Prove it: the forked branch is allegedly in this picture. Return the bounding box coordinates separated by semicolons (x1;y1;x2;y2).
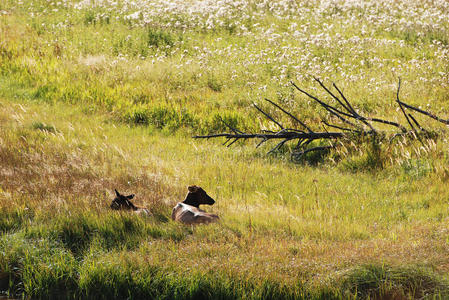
194;79;446;160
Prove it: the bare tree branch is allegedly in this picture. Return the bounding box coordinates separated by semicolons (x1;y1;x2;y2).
194;131;345;140
322;121;360;133
253;103;284;130
396;78;416;132
290;81;360;129
398;101;449;125
220;116;244;134
408;114;424;131
194;78;445;161
264;98;312;132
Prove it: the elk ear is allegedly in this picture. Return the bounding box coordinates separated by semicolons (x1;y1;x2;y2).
188;185;198;193
115;189;121;197
127;194;135;199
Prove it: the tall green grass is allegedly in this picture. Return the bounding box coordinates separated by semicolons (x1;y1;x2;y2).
1;89;449;299
1;0;449;298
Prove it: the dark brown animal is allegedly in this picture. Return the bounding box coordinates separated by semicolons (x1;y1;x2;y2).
171;186;219;225
110;189;150;215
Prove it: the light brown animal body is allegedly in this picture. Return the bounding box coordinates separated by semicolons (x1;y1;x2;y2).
171;186;219;225
171;202;219;224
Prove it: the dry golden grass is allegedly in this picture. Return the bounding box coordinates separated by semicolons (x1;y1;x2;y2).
1;97;448;298
1;1;449;296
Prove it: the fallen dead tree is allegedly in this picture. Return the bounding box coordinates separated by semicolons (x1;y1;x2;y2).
194;78;449;161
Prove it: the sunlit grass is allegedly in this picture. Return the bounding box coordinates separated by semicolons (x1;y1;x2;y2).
1;0;449;298
1;89;449;298
1;0;448;133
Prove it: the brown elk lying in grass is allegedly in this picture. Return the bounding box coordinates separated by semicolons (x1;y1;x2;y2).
110;189;150;215
172;185;219;225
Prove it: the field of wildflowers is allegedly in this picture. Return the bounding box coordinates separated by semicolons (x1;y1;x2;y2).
1;0;449;298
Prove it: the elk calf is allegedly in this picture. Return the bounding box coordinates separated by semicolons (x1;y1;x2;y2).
172;186;219;225
110;189;150;215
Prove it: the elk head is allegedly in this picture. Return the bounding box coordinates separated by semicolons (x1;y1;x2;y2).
182;185;215;208
110;189;137;210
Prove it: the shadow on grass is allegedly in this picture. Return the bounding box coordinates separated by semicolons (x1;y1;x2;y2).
78;268;328;300
52;212;187;256
0;207;35;234
2;232;448;300
341;264;449;299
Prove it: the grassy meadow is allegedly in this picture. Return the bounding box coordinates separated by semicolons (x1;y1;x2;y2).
1;0;449;298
